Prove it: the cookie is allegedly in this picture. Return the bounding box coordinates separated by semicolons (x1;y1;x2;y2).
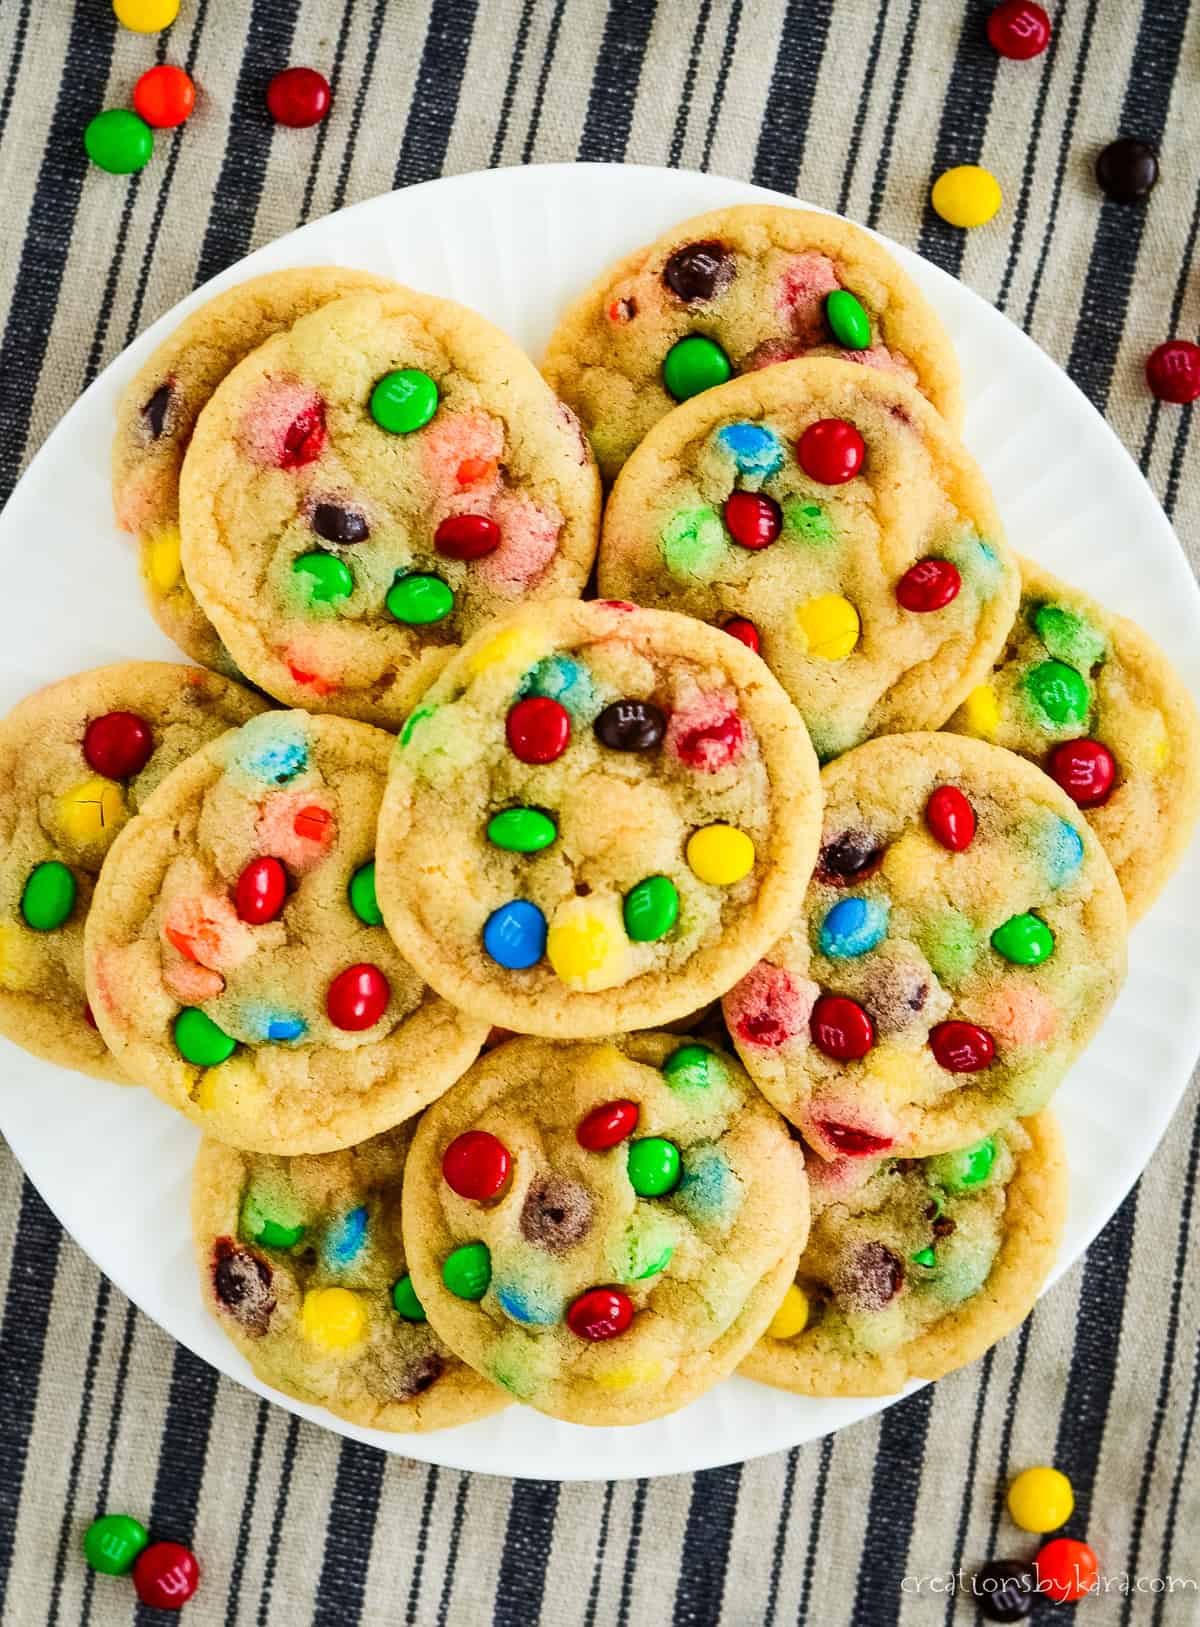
85;710;488;1150
542;204;963;481
178;286;601;726
376;598;822;1038
598;358;1020;762
112;267;395;673
945;557;1200;922
401;1032;808;1425
723;732;1126;1158
741;1112;1066;1396
193;1122;507;1430
0;662;267;1080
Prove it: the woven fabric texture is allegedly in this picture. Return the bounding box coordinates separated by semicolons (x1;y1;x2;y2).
1;1;1198;1623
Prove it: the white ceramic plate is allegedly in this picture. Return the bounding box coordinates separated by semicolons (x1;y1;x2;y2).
2;164;1198;1482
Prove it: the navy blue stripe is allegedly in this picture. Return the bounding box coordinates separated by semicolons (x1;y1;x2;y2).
851;1387;934;1627
981;1316;1034;1578
194;1;302;287
994;3;1062;313
493;1479;561;1627
405;1465;439;1626
0;0;33;146
393;0;480;189
0;1180;63;1622
81;1299;138;1627
521;0;567;164
699;0;741;173
1138;179;1200;479
577;0;657;163
941;1350;995;1627
836;0;892;217
298;0;358;226
865;0;921;230
916;1;1000;276
436;1474;470;1627
582;1481;616;1627
797;1433;834;1621
46;1277;112;1627
312;1440;387;1627
762;1447;798;1627
132;1346;220;1627
672;1464;742;1626
490;0;536;167
615;1479;649;1627
333;0;389;211
256;1413;300;1627
1064;0;1189;411
0;0;116;501
750;0;835;195
667;0;713;169
224;1400;270;1627
1152;1205;1200;1627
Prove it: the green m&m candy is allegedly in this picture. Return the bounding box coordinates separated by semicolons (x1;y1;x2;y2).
21;861;76;931
1033;603;1106;670
825;289;871;350
627;1137;681;1197
930;1136;996;1192
623;875;678;942
662;1043;722;1091
348;861;382;925
369;368;438;434
83;1512;148;1576
991;912;1054;966
293;551;353;604
633;1243;673;1279
662;335;731;401
174;1006;236;1066
910;1246;937;1269
391;1273;426;1321
1024;660;1089;727
443;1241;491;1300
487;807;558;853
84;109;153;174
241;1190;305;1250
386;573;454;625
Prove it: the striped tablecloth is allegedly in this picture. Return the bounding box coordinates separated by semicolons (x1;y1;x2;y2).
1;2;1198;1623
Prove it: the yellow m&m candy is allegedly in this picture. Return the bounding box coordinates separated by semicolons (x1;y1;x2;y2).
796;594;860;660
686;824;755;886
57;777;127;846
961;682;1000;738
1007;1465;1074;1533
546;898;628;991
144;525;182;595
595;1359;663;1392
931;165;1003;229
301;1287;367;1351
113;0;179;29
467;624;544;678
768;1284;809;1340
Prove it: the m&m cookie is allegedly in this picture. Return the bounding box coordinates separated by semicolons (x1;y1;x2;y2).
945;558;1200;921
542;204;963;480
401;1032;808;1424
85;711;487;1150
743;1112;1065;1396
376;599;821;1037
724;733;1126;1158
112;268;395;673
177;287;601;725
0;663;266;1079
598;359;1019;761
193;1123;506;1430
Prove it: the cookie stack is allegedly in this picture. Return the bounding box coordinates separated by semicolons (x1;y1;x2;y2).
4;204;1196;1433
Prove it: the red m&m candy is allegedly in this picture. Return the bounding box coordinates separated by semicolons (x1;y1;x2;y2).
987;1;1051;59
810;994;874;1061
814;1120;895;1156
797;419;865;484
567;1287;634;1341
266;66;331;128
1035;1537;1099;1603
327;964;389;1030
1146;339;1200;404
1049;738;1115;806
576;1099;639;1150
435;514;501;560
506;697;570;764
926;785;976;851
132;1541;199;1610
896;557;961;612
724;491;781;549
83;711;153;779
723;618;761;654
235;856;287;925
133;63;196;127
930;1021;995;1072
442;1131;511;1200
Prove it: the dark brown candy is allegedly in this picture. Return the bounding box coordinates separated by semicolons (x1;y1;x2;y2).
594;699;666;752
311;501;369;544
973;1559;1035;1622
142;381;173;439
1095;138;1158;203
519;1173;594;1254
932;1216;957;1238
212;1239;274;1337
662;240;735;303
862;957;929;1036
816;829;884;885
395;1354;444;1399
833;1240;904;1313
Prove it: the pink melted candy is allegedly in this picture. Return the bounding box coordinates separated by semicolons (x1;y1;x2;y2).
255;791;337;871
285;648;340;697
743;337;805;372
421;409;504;495
978;986;1058;1047
555;400;591;466
726;963;817;1049
164;960;226;1003
665;691;744;772
807;1154;884;1202
804;1100;899;1160
162;893;256;972
777;253;840;344
239;380;326;469
476;492;561;594
839;343;919;386
114;473;158;534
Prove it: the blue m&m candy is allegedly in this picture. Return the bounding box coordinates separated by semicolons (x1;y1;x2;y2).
483;900;547;968
819;896;889;958
716;421;784;477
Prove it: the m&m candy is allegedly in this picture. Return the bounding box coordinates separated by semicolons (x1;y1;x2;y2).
392;1274;425;1320
662;335;731;401
991;912;1054;966
623;875;678;942
348;861;382;925
83;1512;148;1576
627;1136;681;1196
796;594;860;660
723;617;760;654
84;110;153;175
895;557;961;612
576;1099;639;1150
482;900;547;968
825;289;870;350
767;1283;809;1339
930;1021;995;1072
442;1131;511;1201
931;165;1003;228
84;711;153;779
930;1136;996;1190
1007;1463;1074;1532
235;856;287;925
435;513;500;559
175;1007;236;1066
925;785;976;851
442;1241;491;1299
567;1287;634;1340
1096;137;1159;203
266;66;331;128
797;419;864;483
326;964;389;1030
986;1;1050;58
1145;339;1200;404
507;696;571;763
1035;1537;1099;1603
294;552;353;605
1049;738;1115;806
972;1559;1035;1622
301;1286;366;1349
594;698;665;752
487;807;557;853
21;861;76;931
386;573;453;624
133;64;196;127
132;1541;200;1610
369;368;438;432
113;0;178;30
724;491;781;549
686;824;755;885
810;994;874;1060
